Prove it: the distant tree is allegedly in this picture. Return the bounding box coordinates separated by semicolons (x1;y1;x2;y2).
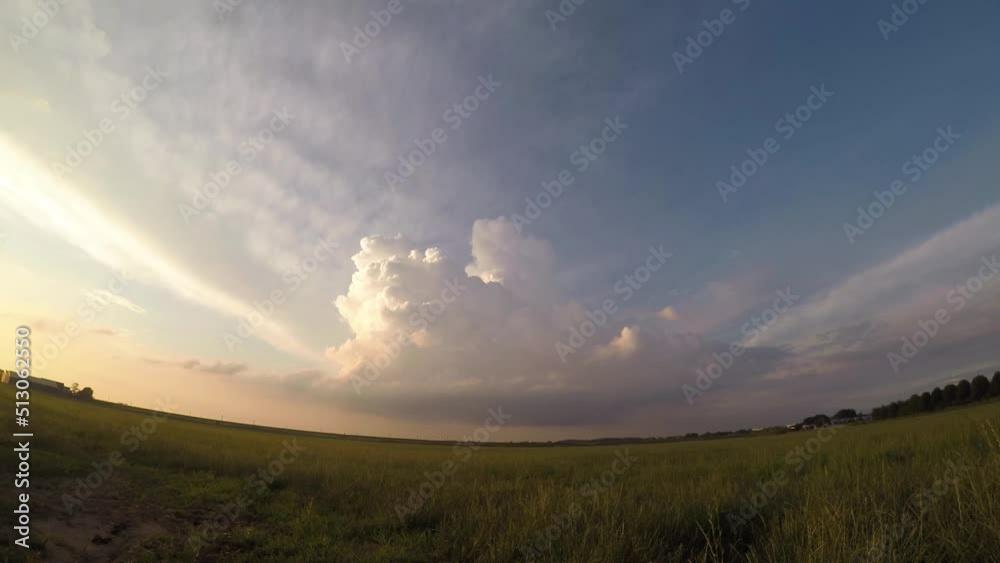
78;387;94;400
888;402;900;418
802;414;832;427
920;392;932;412
930;387;944;410
992;372;1000;398
833;409;858;420
944;384;958;406
903;394;922;416
70;382;80;394
971;375;991;401
957;379;972;403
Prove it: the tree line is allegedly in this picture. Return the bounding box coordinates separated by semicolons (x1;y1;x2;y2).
69;382;95;400
872;372;1000;420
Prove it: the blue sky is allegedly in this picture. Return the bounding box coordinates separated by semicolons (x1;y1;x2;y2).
1;0;999;439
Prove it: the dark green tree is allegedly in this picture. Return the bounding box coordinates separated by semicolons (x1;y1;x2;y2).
930;387;944;410
944;384;958;406
833;408;858;420
991;372;1000;397
957;379;972;403
802;414;832;427
920;392;932;412
971;375;991;401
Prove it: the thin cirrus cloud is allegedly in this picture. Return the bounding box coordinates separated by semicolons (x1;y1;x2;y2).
141;357;249;376
0;137;319;363
81;289;147;314
757;203;1000;352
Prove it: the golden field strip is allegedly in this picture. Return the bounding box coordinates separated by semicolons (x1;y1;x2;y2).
1;386;999;562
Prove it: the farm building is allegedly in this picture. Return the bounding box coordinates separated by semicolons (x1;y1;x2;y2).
2;371;69;393
33;377;69;392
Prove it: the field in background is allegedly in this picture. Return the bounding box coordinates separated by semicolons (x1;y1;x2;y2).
1;386;999;563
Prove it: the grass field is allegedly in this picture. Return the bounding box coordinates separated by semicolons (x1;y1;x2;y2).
2;386;999;563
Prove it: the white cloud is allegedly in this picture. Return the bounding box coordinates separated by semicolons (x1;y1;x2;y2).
465;217;557;304
320;221;787;426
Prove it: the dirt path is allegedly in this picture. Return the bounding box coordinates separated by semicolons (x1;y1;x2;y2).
27;475;184;562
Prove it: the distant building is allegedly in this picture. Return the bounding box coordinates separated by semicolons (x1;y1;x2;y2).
0;369;27;385
831;414;872;425
3;371;68;393
33;377;68;393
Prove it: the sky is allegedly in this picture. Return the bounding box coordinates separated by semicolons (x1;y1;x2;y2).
1;0;999;441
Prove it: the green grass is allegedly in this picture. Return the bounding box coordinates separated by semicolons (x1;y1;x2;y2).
1;386;999;562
